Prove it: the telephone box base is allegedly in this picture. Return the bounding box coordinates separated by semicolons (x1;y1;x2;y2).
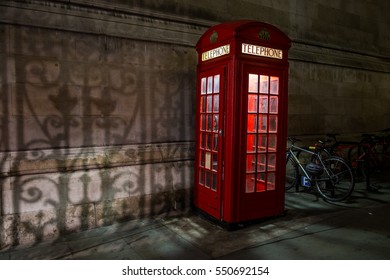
194;207;287;231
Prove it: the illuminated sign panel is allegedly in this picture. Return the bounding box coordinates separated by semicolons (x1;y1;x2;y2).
242;43;283;59
201;44;230;61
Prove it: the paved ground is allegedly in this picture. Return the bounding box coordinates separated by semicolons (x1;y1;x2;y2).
1;171;389;260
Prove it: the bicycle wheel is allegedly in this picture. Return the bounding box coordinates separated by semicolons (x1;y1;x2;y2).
285;152;299;191
314;157;354;202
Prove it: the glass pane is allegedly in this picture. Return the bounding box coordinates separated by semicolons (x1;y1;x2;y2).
212;115;218;132
256;173;266;192
213;94;219;112
207;96;212;112
205;171;211;187
206;134;212;150
200;152;205;167
258;115;267;133
199;169;205;185
246;155;256;172
212;173;217;190
246;174;255;193
212;134;218;151
248;94;258;113
257;154;266;172
259;95;268;113
270;76;279;94
258;134;267;152
205;152;211;169
206;115;212;131
213;75;220;93
212;153;218;170
268;134;277;152
247;134;257;153
200;96;206;112
268;153;276;171
201;114;206;131
267;172;276;190
201;78;207;94
247;114;257;133
200;133;205;148
270;96;278;113
260;75;269;93
269;115;278;133
248;74;258;93
207;76;213;94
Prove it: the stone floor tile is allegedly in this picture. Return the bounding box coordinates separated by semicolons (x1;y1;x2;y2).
124;226;210;260
67;239;142;260
9;242;71;260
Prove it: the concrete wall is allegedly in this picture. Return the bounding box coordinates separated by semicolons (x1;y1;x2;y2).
0;0;389;248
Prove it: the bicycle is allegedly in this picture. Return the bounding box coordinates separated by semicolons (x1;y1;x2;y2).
291;133;358;162
286;137;355;202
299;133;363;181
325;133;360;162
348;133;390;191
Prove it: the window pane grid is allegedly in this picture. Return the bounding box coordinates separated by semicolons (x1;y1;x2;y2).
245;73;279;193
198;74;220;192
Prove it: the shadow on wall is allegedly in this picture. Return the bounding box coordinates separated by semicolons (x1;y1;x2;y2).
0;26;196;248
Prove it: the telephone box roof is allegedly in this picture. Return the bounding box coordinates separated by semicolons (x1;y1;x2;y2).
196;20;291;52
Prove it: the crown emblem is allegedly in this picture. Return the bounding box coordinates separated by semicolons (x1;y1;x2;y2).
210;31;218;43
259;29;270;40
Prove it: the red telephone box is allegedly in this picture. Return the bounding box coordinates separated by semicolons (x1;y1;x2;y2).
194;20;291;225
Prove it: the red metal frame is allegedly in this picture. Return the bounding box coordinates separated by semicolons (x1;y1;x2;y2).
194;20;291;224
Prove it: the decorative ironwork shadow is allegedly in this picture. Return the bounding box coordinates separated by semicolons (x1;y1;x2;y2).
0;26;194;249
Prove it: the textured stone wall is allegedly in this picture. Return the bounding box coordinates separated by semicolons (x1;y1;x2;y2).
0;1;199;247
0;0;389;248
285;1;390;134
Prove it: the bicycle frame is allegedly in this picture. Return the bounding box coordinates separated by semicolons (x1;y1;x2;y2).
287;144;329;182
286;137;355;201
355;140;390;170
326;134;359;159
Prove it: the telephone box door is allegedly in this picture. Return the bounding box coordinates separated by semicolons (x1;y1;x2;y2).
194;67;225;219
242;66;285;220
